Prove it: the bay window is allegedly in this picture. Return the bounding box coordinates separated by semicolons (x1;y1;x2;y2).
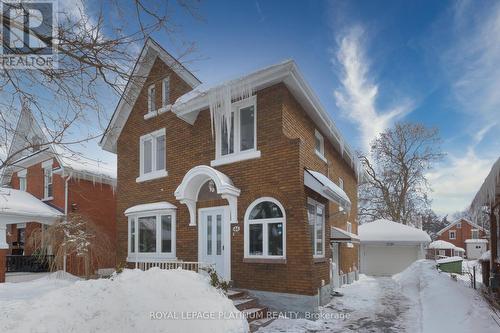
212;95;260;166
307;198;325;257
137;128;167;182
244;197;286;259
127;210;176;260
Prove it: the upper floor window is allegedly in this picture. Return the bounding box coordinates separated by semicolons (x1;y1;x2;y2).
137;128;167;182
338;177;344;211
18;169;27;191
42;161;53;200
212;96;260;167
456;222;461;228
314;129;326;161
244;197;285;259
162;77;170;106
346;221;352;234
449;230;456;240
471;229;479;239
307;198;325;257
147;84;156;113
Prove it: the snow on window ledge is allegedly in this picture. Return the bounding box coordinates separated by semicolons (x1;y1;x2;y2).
144;105;172;120
41;196;54;202
210;150;261;167
136;170;168;183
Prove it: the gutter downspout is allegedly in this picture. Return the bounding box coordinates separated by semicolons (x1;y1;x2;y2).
63;171;73;272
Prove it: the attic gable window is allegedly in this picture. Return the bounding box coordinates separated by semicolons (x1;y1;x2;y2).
147;84;156;113
211;95;260;167
137;128;167;182
162;77;170;106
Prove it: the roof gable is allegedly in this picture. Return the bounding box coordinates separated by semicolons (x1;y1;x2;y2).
436;218;486;236
99;38;201;152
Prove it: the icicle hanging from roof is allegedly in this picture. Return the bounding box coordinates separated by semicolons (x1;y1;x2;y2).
207;80;254;143
470;157;500;218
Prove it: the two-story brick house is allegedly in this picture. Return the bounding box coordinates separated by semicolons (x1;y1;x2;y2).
0;107;117;277
436;218;488;259
100;39;362;312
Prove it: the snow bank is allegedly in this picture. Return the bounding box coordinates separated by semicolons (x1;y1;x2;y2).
0;268;248;333
359;219;431;243
393;260;498;333
479;250;491;262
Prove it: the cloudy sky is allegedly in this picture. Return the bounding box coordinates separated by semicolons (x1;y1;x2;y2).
162;0;499;216
7;0;499;217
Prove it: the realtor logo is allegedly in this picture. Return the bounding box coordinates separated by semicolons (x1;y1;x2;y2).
0;0;57;69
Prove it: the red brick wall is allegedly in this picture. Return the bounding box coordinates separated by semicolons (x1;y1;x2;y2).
0;249;6;283
437;219;488;253
115;57;359;295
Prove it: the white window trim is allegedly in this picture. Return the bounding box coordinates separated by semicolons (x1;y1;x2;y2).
456;222;461;228
126;209;177;261
42;161;53;200
471;229;479;239
308;197;325;258
18;169;27;192
18;169;27;177
162;77;170;107
314;129;326;163
211;95;261;167
449;230;456;240
244;197;286;260
147;84;156;113
137;128;167;183
346;221;352;234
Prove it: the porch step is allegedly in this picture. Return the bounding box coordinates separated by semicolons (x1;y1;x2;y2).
227;289;275;332
249;317;275;332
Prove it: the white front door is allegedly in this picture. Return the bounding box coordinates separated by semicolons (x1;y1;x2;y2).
199;207;230;280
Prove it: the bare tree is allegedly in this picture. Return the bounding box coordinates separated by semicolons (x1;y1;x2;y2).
359;122;444;225
0;0;201;170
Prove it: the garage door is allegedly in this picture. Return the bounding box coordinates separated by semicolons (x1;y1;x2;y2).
361;245;419;276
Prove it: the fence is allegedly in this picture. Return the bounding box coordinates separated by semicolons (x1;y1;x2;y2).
6;255;54;273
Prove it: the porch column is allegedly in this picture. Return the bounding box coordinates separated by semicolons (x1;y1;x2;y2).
0;224;8;283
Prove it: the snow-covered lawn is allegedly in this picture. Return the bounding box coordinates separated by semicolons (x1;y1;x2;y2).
0;268;248;333
260;260;500;333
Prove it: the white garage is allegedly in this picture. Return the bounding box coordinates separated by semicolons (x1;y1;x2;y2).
359;219;431;276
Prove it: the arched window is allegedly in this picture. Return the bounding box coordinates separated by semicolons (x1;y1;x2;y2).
244;197;285;259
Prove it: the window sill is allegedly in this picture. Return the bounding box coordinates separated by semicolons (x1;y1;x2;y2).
41;196;54;202
144;105;171;120
315;150;327;163
211;150;261;167
243;257;286;264
136;170;168;183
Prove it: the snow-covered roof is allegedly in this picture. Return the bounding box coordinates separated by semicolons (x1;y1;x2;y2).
359;219;431;244
331;226;359;243
471;157;500;215
0;187;63;225
464;239;488;244
436;218;486;236
304;169;351;212
479;250;491;262
436;256;463;264
454;247;465;252
124;202;177;215
100;39;364;179
428;240;457;250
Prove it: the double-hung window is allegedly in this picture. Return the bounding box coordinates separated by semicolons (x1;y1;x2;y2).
314;129;326;162
449;230;456;240
471;229;479;239
18;169;27;191
244;197;286;259
42;160;53;200
137;128;167;182
346;221;352;234
127;210;176;260
212;95;260;166
162;77;170;107
307;198;325;257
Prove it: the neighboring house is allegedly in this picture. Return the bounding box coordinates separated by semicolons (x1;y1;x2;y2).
359;219;431;276
471;157;500;290
436;218;488;259
100;39;362;312
427;240;464;258
0;107;117;277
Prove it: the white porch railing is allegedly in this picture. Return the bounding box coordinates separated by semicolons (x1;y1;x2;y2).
135;261;214;273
